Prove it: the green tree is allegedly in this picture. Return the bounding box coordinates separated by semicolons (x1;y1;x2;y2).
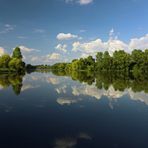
12;47;23;59
9;58;25;71
102;51;111;71
0;54;11;68
96;52;103;70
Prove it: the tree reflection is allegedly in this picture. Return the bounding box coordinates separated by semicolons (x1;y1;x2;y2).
52;70;148;93
0;74;24;95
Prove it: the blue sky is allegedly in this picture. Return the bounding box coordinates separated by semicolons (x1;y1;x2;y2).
0;0;148;64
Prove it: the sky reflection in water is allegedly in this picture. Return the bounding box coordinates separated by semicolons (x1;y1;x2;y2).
0;72;148;148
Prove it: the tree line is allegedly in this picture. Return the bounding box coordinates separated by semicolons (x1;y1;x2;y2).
1;47;148;78
51;49;148;77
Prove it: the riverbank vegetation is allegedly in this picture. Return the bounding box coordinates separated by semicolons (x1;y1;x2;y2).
0;47;25;73
51;49;148;78
1;47;148;79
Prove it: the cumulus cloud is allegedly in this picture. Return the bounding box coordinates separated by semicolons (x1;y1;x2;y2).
57;33;78;40
29;53;62;65
72;39;106;54
48;53;61;60
72;33;148;56
0;47;5;56
18;47;60;64
129;34;148;50
107;39;129;55
56;44;67;53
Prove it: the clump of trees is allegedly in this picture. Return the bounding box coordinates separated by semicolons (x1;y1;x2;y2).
0;47;25;73
51;49;148;77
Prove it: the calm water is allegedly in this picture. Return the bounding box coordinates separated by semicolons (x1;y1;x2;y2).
0;72;148;148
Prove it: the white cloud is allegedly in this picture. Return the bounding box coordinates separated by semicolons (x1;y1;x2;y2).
80;53;90;58
129;34;148;50
56;44;67;53
78;0;93;5
65;0;93;5
72;39;106;54
19;46;39;52
30;56;39;62
57;97;81;105
48;53;61;60
72;33;148;56
107;39;129;55
29;53;63;65
57;33;78;40
0;24;15;34
0;47;5;56
13;46;40;63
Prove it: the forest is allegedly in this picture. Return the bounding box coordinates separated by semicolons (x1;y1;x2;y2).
51;49;148;78
1;47;148;79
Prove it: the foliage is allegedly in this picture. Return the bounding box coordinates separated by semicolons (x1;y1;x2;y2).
50;49;148;76
0;47;25;73
12;47;23;59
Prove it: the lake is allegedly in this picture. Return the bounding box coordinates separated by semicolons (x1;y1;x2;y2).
0;72;148;148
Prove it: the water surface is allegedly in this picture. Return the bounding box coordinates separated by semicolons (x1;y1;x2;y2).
0;72;148;148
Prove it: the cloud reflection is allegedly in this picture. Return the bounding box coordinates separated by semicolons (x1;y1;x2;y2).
57;97;82;105
54;133;92;148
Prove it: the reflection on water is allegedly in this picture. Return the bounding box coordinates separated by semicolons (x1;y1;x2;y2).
1;71;148;105
0;74;24;95
54;133;92;148
0;72;148;147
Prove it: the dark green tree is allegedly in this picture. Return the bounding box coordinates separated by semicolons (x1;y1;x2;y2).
12;47;23;59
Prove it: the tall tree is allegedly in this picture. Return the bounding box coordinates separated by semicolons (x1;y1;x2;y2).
12;47;23;59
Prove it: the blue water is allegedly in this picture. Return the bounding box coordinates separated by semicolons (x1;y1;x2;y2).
0;72;148;148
